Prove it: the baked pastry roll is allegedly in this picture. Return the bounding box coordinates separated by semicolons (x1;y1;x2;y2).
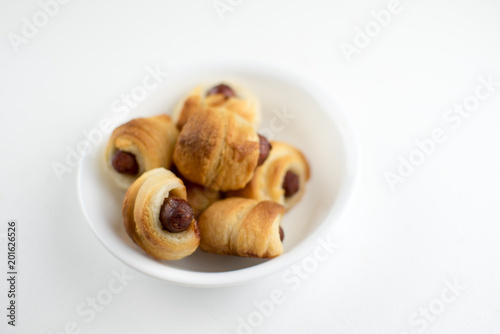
229;141;310;211
199;198;285;258
173;108;271;191
105;115;179;190
172;82;261;129
123;168;200;260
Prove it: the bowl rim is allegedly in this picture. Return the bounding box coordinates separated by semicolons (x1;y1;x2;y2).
76;60;360;288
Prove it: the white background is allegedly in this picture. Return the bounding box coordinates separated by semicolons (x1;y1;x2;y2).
1;0;500;333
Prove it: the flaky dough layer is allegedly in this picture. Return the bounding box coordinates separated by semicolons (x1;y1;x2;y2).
173;108;260;191
122;168;200;260
105;115;179;190
229;141;310;211
171;82;261;129
199;198;284;258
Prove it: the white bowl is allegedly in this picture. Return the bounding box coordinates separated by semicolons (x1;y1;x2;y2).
77;61;359;287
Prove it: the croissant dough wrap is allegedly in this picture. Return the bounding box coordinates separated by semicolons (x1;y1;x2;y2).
173;108;260;191
172;83;261;129
229;141;310;211
105;115;179;190
123;168;200;260
199;198;284;258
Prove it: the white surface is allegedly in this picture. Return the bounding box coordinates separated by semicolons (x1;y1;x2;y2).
77;62;358;287
1;0;499;333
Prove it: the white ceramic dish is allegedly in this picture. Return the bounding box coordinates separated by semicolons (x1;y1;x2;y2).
77;61;359;287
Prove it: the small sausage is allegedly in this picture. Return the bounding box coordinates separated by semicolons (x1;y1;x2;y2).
206;84;236;99
282;171;299;197
279;226;284;242
160;197;194;233
112;150;139;175
257;134;272;166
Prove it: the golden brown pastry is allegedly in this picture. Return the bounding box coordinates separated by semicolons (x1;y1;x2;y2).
105;115;179;190
171;82;261;129
123;168;200;260
199;198;284;258
184;181;221;219
229;141;310;211
173;108;271;191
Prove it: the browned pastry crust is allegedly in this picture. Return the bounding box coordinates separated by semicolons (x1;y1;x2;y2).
198;198;284;258
122;168;200;260
171;83;261;129
105;115;179;190
173;108;260;191
228;141;310;211
184;181;221;219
